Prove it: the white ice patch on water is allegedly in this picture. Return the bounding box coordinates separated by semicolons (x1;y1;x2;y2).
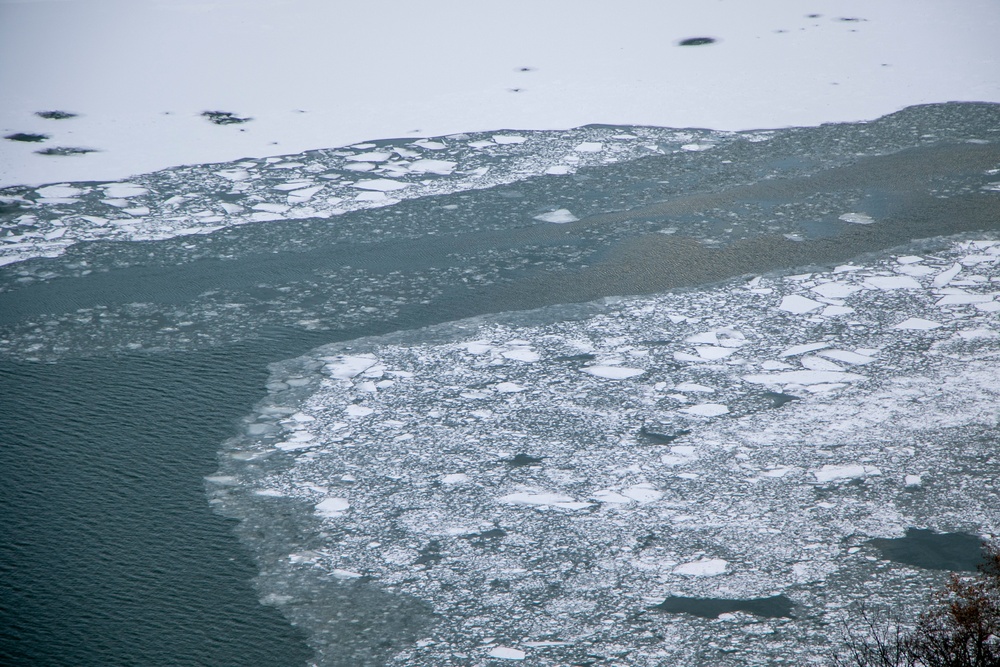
839;213;876;225
778;295;823;314
533;209;579;224
581;366;644;379
673;558;728;576
224;239;1000;666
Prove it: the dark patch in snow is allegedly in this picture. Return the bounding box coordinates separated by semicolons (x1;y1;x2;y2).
678;37;717;46
34;146;97;156
202;111;253;125
5;132;49;143
35;110;77;120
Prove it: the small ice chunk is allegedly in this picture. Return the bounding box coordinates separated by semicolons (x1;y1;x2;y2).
488;647;526;660
904;475;922;487
593;490;633;504
897;255;924;264
331;569;363;579
778;295;823;314
779;342;829;357
582;366;644;379
673;558;728;576
492;135;527;144
347;152;391;162
936;294;993;306
494;382;526;393
839;212;875;224
544;165;573;175
696;346;735;360
622;484;663;503
932;263;962;287
894;318;941;330
574;142;603;152
675;382;714;393
345;405;374;418
103;183;147;198
811;282;862;299
352;179;409;192
413;139;446;150
761;360;792;370
533;209;579;224
681;403;729;417
442;473;469;485
316;497;350;516
215;169;251;181
502;348;540;362
252;203;290;214
37;184;83;198
821;305;855;317
500;492;590;510
407;159;456;175
817;350;875;365
813;464;882;483
801;356;843;371
865;276;922;290
743;370;864;385
324;354;378;379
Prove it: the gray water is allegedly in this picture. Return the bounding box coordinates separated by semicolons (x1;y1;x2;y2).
1;102;998;666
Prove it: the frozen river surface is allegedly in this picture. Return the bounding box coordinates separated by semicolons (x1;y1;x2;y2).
2;103;999;666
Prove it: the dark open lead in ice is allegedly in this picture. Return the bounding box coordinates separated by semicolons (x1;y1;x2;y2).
869;528;988;572
654;595;795;619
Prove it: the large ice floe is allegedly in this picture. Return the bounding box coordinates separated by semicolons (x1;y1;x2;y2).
212;238;1000;666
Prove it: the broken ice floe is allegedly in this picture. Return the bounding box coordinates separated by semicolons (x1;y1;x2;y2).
4;124;734;267
216;238;1000;666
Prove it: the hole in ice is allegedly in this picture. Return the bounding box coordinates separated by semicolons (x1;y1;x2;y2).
413;540;444;566
462;527;507;547
202;110;252;125
639;426;690;444
763;391;800;408
869;528;987;572
5;132;49;142
653;595;795;619
678;37;716;46
507;453;545;467
35;110;77;119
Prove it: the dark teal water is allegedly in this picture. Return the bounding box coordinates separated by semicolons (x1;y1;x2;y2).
0;344;320;666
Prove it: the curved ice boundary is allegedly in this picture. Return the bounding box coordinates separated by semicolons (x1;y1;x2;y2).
0;125;733;267
4;102;1000;270
212;238;1000;666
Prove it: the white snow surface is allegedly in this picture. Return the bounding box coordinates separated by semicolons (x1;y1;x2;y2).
2;0;999;187
227;239;1000;666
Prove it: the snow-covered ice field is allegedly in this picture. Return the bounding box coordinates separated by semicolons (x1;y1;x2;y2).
2;0;999;188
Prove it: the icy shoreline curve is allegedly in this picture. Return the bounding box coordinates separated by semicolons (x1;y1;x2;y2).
212;236;1000;666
